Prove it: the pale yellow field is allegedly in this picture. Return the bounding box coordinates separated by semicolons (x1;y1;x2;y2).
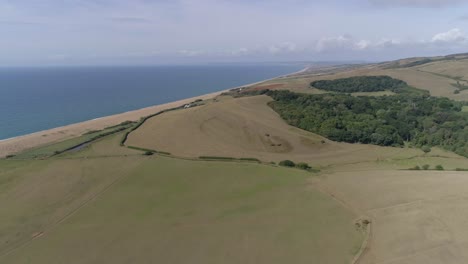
352;91;396;97
252;59;468;101
127;95;424;167
417;59;468;80
124;72;468;264
318;169;468;264
382;68;468;101
0;133;363;264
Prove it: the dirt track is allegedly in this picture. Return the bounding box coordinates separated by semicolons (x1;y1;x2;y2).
320;170;468;264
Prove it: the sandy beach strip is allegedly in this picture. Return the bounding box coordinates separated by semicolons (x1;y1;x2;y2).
0;67;309;158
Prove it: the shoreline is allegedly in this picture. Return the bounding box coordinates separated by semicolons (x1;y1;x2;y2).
0;90;226;158
0;66;308;158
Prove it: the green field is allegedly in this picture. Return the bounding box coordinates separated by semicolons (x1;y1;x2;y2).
11;123;134;159
0;134;363;264
351;90;396;96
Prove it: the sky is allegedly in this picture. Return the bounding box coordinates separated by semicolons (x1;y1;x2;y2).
2;0;468;66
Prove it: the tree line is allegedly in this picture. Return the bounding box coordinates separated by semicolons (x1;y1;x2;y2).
311;75;408;93
266;90;468;157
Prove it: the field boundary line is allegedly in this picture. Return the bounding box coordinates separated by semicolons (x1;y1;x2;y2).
0;158;144;259
366;199;424;214
374;241;458;264
310;179;372;264
351;220;372;264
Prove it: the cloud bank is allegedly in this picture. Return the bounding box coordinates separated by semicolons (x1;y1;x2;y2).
1;0;468;65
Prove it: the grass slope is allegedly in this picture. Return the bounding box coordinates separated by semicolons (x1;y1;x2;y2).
247;57;468;102
321;169;468;263
3;53;468;264
127;95;424;167
0;134;363;264
12;123;133;159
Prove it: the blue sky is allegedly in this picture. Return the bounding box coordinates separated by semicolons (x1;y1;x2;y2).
2;0;468;65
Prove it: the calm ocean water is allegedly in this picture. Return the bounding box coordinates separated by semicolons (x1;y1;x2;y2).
0;64;303;140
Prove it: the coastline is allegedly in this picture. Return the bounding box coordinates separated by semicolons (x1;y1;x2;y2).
0;66;308;158
0;90;225;158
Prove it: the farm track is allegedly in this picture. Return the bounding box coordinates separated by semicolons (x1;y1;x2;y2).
310;179;373;264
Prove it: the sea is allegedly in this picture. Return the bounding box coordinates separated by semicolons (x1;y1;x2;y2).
0;64;304;140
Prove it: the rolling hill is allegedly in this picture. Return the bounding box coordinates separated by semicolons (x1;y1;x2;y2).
2;53;468;264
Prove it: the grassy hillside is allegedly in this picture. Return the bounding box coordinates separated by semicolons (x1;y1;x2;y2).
11;122;135;159
126;94;468;170
245;55;468;102
0;134;363;264
3;53;468;264
321;169;468;264
126;95;431;167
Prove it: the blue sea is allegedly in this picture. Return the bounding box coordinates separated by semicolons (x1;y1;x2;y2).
0;64;303;140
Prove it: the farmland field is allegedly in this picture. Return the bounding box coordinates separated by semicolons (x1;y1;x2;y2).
126;95;425;167
0;134;363;264
320;169;468;263
2;54;468;264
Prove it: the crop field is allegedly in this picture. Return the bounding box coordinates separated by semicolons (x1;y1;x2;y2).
0;136;363;264
126;95;427;167
0;156;145;257
319;169;468;263
12;123;134;159
351;91;396;97
64;132;142;158
250;59;468;101
416;59;468;80
381;68;468;101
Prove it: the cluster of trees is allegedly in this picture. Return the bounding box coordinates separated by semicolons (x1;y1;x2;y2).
452;81;468;94
410;164;444;170
222;87;270;98
311;76;408;93
267;90;468;157
278;160;314;171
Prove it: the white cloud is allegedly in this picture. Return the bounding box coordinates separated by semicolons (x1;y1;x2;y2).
229;48;250;56
268;42;297;54
177;49;205;57
316;35;371;52
313;28;468;56
375;39;402;48
3;0;468;65
218;42;299;57
355;40;370;50
431;28;467;43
